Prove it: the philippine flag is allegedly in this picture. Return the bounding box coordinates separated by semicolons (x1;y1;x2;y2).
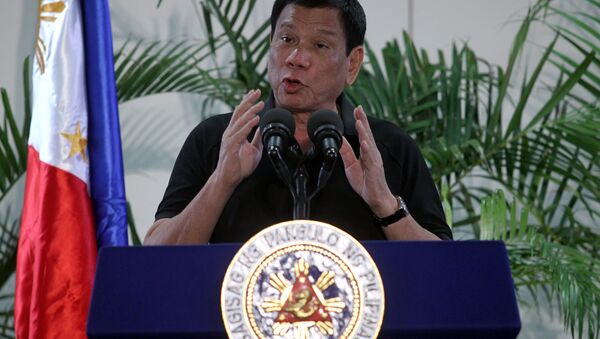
15;0;127;338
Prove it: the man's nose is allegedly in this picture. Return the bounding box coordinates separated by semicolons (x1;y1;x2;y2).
285;47;310;69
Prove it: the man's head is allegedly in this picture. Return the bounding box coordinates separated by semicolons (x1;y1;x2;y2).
268;0;366;114
270;0;366;55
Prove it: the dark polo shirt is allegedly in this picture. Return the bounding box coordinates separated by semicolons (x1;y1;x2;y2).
155;93;452;242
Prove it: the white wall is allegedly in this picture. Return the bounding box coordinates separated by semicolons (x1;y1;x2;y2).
0;1;37;114
0;1;575;337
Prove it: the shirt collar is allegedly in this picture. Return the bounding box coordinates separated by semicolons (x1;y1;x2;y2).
260;91;358;137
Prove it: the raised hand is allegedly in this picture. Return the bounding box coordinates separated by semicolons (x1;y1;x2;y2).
339;105;397;218
215;89;265;189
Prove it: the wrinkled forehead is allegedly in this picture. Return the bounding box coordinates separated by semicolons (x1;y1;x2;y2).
272;4;345;37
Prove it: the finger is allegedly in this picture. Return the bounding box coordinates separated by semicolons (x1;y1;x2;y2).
354;105;375;144
227;100;265;135
234;99;264;126
230;90;254;122
339;137;359;169
340;137;365;195
231;89;262;122
355;125;380;170
354;105;368;126
355;119;376;153
251;125;263;151
359;139;377;169
230;115;260;143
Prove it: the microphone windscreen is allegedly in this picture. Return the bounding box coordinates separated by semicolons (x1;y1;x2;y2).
307;109;343;143
259;108;295;134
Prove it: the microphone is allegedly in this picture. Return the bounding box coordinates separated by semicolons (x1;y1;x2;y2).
308;109;343;198
308;109;343;157
259;108;295;156
260;108;295;192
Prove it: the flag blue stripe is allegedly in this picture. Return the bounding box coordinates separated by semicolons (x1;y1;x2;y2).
81;0;128;247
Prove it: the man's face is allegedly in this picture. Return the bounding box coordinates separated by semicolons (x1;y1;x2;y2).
268;5;363;114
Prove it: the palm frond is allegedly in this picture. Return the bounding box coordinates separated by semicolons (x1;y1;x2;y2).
480;190;600;339
0;293;15;339
126;201;141;246
0;87;29;203
0;214;18;293
196;0;271;106
115;40;218;102
0;215;18;339
349;2;600;240
0;58;31;339
0;57;31;204
115;0;271;108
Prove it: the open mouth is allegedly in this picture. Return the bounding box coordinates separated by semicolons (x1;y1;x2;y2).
282;78;303;93
284;78;302;85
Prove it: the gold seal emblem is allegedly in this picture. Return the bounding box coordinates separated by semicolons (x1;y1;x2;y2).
221;220;385;338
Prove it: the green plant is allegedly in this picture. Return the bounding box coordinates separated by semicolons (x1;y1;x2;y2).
114;0;271;110
480;190;600;339
0;57;31;339
346;1;600;336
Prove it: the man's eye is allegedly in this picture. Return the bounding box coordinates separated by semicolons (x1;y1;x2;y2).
281;36;292;43
316;43;329;49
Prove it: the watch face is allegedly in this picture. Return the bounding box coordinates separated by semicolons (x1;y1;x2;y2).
397;196;408;214
221;220;385;339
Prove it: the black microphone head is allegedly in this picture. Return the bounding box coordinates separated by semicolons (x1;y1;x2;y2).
308;109;343;148
259;108;295;133
259;108;295;150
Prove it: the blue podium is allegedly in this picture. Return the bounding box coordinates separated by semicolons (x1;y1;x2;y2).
87;241;520;338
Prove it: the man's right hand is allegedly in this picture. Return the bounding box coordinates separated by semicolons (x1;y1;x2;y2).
144;89;265;245
215;89;265;189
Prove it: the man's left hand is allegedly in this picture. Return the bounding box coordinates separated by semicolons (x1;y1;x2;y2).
339;105;397;218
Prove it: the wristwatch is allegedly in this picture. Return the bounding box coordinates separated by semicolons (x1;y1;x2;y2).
373;195;409;228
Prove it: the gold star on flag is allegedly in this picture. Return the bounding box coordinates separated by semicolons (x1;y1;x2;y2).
60;122;88;161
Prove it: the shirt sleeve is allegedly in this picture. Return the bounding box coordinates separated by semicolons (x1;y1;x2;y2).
154;116;225;221
380;125;453;240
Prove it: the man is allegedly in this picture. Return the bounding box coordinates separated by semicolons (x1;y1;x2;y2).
144;0;452;245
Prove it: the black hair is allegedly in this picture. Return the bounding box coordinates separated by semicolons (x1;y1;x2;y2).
270;0;366;55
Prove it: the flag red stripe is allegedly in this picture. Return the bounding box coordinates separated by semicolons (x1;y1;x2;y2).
16;146;97;339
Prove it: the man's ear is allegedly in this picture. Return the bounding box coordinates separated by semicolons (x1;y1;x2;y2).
346;45;364;85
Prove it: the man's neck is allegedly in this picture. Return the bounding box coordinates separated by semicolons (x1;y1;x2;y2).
282;102;341;154
293;111;312;153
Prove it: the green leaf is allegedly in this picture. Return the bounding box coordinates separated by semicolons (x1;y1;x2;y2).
126;201;142;246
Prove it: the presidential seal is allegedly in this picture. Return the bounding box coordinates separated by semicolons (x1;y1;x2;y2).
221;220;385;339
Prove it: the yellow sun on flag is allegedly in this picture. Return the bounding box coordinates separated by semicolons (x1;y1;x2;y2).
61;122;88;161
35;0;66;74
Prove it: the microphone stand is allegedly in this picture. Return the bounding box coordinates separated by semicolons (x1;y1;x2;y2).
293;165;309;220
268;144;338;221
267;146;297;211
294;150;338;220
310;151;337;200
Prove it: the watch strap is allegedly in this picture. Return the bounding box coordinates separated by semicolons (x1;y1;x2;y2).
373;195;409;227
